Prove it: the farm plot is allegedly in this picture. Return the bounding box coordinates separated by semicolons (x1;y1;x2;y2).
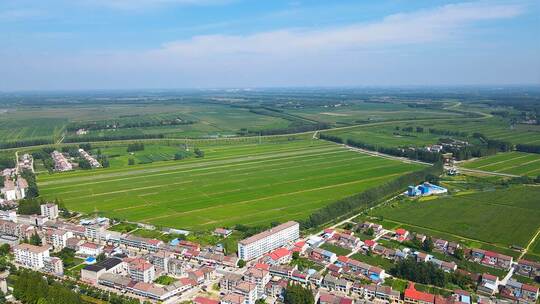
462;152;540;176
38;139;424;230
371;186;540;248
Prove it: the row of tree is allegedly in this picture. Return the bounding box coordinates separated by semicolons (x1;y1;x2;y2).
126;142;145;152
20;169;39;198
13;270;82;304
64;133;165;143
301;163;443;229
516;143;540;154
66;117;195;132
390;258;473;290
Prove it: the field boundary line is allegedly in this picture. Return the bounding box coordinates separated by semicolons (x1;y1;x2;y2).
140;173;405;222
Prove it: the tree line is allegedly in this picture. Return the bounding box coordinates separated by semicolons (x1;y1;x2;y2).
301;163;443;229
13;270;82;304
390;258;473;290
516;143;540;154
66;117;195;132
64;133;165;143
320;134;442;163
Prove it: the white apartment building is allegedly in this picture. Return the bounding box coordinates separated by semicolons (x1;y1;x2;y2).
237;221;299;261
44;228;73;250
40;203;59;220
43;257;64;276
14;244;50;269
244;267;271;296
126;257;155;283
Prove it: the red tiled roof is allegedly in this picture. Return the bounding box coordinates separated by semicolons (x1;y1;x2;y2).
405;282;435;304
364;240;375;247
337;255;349;263
80;242;99;249
522;283;539;292
254;263;270;270
395;228;407;235
267;247;291;260
482;273;498;281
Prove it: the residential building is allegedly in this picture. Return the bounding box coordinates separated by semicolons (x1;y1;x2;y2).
363;284;401;303
244;267;271;296
78;242;103;256
237;221;299;261
404;282;435;304
43;257;64;276
125;257;155;283
40;203;59;220
44;228;72;250
14;243;50;269
81;257;126;285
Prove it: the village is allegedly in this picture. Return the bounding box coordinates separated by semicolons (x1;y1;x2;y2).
0;195;537;304
0;151;537;304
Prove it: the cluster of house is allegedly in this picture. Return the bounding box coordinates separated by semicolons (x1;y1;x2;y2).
4;205;540;304
51;150;73;171
76;128;88;135
0;168;28;202
78;148;101;168
351;221;540;303
17;153;33;172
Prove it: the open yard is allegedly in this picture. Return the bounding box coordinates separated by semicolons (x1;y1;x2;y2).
461;152;540;177
37;138;424;230
371;186;540;249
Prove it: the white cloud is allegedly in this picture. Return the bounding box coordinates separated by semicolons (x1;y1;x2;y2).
153;1;524;57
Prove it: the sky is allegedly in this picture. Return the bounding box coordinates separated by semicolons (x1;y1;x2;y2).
0;0;539;90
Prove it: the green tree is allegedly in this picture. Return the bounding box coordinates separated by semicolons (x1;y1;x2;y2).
30;232;42;246
453;247;464;260
284;283;314;304
0;244;10;256
128;158;135;166
237;259;246;268
97;252;106;262
194;148;204;158
422;237;434;252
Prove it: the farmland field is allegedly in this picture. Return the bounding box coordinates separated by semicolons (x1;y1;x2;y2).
322;117;540;149
371;186;540;248
37;138;425;230
287;102;464;126
461;152;540;177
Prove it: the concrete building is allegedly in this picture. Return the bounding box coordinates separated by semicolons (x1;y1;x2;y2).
238;221;299;261
44;257;64;276
125;257;155;283
14;243;51;269
40;203;59;220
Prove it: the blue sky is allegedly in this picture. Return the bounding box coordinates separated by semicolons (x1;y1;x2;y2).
0;0;539;90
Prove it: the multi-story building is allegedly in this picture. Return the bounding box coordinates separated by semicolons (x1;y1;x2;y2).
238;221;299;261
44;228;72;250
120;234;163;252
40;203;59;220
43;257;64;275
125;257;155;283
243;267;271;296
14;244;50;269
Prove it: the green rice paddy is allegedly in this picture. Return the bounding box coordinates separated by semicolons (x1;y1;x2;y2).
37;139;424;230
371;186;540;248
462;152;540;177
